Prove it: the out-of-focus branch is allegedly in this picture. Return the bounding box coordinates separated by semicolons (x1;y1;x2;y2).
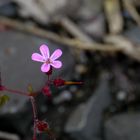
104;0;123;34
0;16;122;52
1;16;140;61
55;17;93;43
123;0;140;26
105;35;140;61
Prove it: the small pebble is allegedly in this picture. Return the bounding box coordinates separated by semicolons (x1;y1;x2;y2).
57;106;65;113
75;64;87;74
116;91;127;101
53;90;72;104
40;106;48;113
69;85;78;93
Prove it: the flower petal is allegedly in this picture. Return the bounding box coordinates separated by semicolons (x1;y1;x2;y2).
50;49;62;61
51;60;62;68
40;44;50;59
41;63;50;72
31;53;44;62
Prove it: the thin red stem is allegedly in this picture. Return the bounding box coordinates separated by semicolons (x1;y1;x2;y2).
30;97;38;140
3;87;38;139
3;87;29;97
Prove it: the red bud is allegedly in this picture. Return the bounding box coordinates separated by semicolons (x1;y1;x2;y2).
42;86;51;97
53;78;83;87
36;120;49;132
53;78;65;87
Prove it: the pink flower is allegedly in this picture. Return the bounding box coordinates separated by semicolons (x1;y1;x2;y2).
31;44;62;72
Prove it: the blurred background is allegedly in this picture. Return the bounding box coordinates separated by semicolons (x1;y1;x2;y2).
0;0;140;140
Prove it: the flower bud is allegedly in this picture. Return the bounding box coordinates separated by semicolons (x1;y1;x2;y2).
53;78;83;87
36;120;49;132
53;78;65;87
42;86;51;97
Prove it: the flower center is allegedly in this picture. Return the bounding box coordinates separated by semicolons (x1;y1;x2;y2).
45;58;51;64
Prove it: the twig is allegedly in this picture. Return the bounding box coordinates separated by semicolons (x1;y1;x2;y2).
54;16;94;63
55;17;93;43
1;16;140;61
4;87;29;97
0;16;122;52
105;35;140;61
123;0;140;26
104;0;123;34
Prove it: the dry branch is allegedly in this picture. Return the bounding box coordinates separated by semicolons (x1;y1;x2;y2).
105;35;140;61
123;0;140;26
1;16;140;61
0;16;122;52
55;17;93;43
104;0;123;34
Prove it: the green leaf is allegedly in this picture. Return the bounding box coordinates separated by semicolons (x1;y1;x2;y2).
0;95;10;107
